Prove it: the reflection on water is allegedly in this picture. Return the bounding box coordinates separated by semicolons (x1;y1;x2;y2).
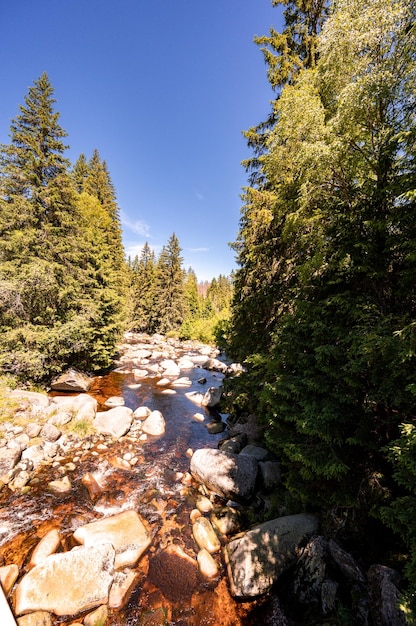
0;341;274;625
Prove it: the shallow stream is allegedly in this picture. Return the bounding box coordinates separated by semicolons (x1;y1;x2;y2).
0;338;274;625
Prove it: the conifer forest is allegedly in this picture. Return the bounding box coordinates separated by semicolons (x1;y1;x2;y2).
1;0;416;618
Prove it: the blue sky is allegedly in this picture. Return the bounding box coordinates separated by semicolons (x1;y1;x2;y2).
1;1;282;281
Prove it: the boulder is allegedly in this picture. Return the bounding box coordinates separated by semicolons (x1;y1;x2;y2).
50;394;97;422
0;563;19;595
29;529;61;568
190;448;258;504
224;513;319;598
50;369;92;392
367;564;407;625
39;423;61;443
202;358;228;373
201;387;222;408
14;543;115;616
0;447;21;479
192;517;221;553
258;460;282;492
73;510;151;569
93;406;133;438
240;444;274;461
141;410;165;436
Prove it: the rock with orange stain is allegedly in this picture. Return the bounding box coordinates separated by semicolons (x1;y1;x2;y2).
73;510;151;569
83;604;108;626
109;569;139;609
29;529;61;568
0;563;19;595
81;473;105;500
14;543;115;617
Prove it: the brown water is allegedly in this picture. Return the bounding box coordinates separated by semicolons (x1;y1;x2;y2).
0;341;276;625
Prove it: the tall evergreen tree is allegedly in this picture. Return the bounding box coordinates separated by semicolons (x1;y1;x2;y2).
129;241;157;332
153;233;186;334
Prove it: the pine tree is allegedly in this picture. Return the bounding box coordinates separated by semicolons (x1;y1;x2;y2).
153;233;186;334
129;241;156;332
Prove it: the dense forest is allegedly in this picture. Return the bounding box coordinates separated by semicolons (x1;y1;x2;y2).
0;72;233;380
225;0;416;617
1;0;416;618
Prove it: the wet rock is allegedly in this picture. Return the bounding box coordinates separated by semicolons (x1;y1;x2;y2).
10;470;31;490
0;563;19;595
185;391;205;405
104;396;125;407
81;472;106;500
93;406;133;439
148;544;198;603
211;506;243;537
177;357;194;369
197;548;219;579
133;406;152;420
14;543;115;616
39;424;61;443
190;448;258;504
201;387;222;408
17;611;52;625
50;369;92;392
202;358;228;373
367;564;407;625
196;495;213;513
205;420;225;434
160;359;180;377
171;377;192;387
224;513;319;598
109;569;139;609
73;510;151;569
48;476;71;494
132;368;149;379
192;517;221;553
141;410;165;436
29;529;61;568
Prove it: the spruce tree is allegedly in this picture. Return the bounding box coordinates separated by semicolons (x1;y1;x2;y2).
153;233;186;334
129;241;156;332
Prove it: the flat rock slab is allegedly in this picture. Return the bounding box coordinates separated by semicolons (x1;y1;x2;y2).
73;510;151;569
224;513;319;598
50;370;92;392
93;407;133;439
190;448;258;504
14;543;115;616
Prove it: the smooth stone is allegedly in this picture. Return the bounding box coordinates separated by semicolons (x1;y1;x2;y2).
211;507;243;536
141;410;165;436
192;517;221;553
0;448;22;478
17;611;52;625
73;510;151;569
29;529;61;568
104;396;125;407
133;406;151;420
0;563;19;595
39;424;61;443
240;444;274;461
196;496;213;513
48;476;71;493
14;544;115;616
202;387;222;408
206;420;225;434
93;406;133;438
197;548;219;579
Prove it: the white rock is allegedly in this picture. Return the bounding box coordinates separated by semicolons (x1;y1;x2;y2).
141;411;166;436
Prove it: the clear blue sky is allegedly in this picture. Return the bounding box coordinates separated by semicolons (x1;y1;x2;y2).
1;1;282;281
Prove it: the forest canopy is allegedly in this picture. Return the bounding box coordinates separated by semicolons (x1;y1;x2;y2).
226;0;416;616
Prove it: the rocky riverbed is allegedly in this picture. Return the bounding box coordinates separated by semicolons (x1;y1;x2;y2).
0;333;408;625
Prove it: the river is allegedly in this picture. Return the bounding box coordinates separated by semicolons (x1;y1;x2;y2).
0;335;275;625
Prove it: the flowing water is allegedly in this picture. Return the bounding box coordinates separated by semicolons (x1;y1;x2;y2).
0;338;275;625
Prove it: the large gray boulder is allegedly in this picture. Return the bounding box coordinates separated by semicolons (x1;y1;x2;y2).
93;406;133;438
14;543;115;616
224;513;319;598
190;448;258;504
50;369;92;392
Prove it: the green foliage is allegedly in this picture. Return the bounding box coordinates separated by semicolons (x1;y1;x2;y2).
0;75;127;380
228;0;416;612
